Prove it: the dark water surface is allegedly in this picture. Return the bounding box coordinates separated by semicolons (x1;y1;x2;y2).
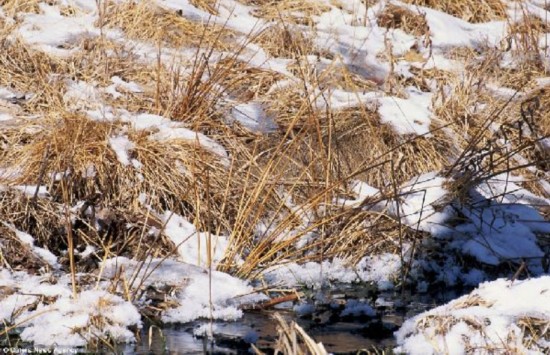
116;284;471;355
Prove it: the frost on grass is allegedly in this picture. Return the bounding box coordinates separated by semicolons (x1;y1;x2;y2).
395;276;550;354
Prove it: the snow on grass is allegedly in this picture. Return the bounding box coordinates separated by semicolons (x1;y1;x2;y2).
158;0;266;34
313;88;379;111
0;87;18;100
264;253;402;290
229;102;277;133
0;185;50;198
63;80;103;110
0;113;13;121
162;211;229;268
335;180;381;209
1;0;549;351
378;87;434;136
20;289;141;347
0;270;140;348
148;125;229;163
14;3;120;58
87;108;230;164
394;172;451;233
2;223;59;269
449;175;549;267
108;135;136;168
355;253;403;291
106;76;143;98
395;276;550;354
0;255;266;347
396;1;507;49
101;257;267;324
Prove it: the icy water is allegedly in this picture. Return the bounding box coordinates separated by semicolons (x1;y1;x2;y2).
117;284;472;354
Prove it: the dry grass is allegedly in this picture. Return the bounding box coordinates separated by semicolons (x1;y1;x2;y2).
253;313;328;355
518;316;550;349
377;4;429;36
215;58;283;101
402;0;507;23
249;0;331;25
101;0;235;50
0;221;52;273
534;88;550;138
253;24;318;59
0;0;42;16
189;0;219;15
0;39;66;109
0;0;548;352
0;0;546;286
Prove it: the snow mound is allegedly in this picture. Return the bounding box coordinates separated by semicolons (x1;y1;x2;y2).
20;290;141;347
101;257;267;324
395;276;550;354
0;270;140;348
263;253;402;290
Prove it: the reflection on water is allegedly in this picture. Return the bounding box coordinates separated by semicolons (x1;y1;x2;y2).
119;326;236;355
117;284;472;354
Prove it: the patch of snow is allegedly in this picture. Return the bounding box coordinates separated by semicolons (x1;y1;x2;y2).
149;126;229;163
396;1;507;49
101;257;267;324
394;172;451;234
63;80;103;109
264;253;402;289
395;276;550;354
86;108;230;164
229;102;277;133
20;290;141;347
15;4;115;57
162;211;229;268
0;185;50;198
378;87;433;136
451;175;549;266
109;135;140;168
356;253;402;290
106;76;143;99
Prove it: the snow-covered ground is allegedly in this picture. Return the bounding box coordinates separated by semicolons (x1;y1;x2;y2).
395;276;550;354
0;0;548;353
